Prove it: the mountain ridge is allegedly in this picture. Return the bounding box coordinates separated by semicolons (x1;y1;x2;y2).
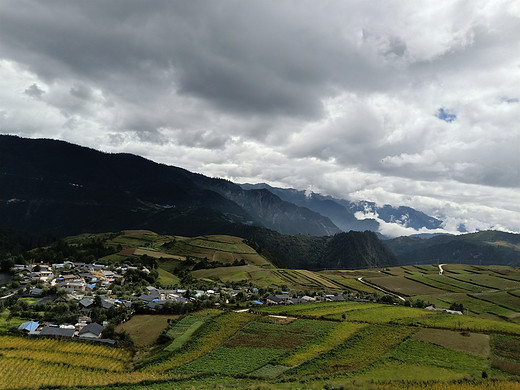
2;135;519;269
0;135;340;238
240;182;443;234
385;230;520;266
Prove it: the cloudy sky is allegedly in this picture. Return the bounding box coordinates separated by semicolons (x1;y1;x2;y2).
1;0;519;236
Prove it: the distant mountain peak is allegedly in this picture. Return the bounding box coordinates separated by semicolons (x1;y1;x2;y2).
240;183;444;237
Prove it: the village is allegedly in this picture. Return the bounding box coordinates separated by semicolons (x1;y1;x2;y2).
2;261;354;343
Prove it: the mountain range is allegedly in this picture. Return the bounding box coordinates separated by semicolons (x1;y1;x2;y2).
1;135;519;269
0;135;396;269
241;183;443;233
0;135;340;237
385;230;520;267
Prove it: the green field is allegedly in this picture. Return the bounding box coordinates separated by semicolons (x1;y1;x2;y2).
391;339;487;374
147;311;255;372
164;310;218;352
413;328;490;357
174;346;286;375
286;324;416;377
5;303;520;389
366;275;446;296
157;267;180;286
320;270;382;293
471;290;520;312
115;314;180;347
280;321;365;367
0;310;26;332
7;231;520;390
451;274;520;290
405;273;469;293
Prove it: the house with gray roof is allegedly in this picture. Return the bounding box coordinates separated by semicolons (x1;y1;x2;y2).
79;322;103;339
79;298;94;308
39;326;75;338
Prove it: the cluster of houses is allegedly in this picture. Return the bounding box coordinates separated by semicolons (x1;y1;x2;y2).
138;286;189;308
265;293;345;305
17;320;114;344
13;262;148;295
10;263;376;323
138;286;254;308
12;262;354;309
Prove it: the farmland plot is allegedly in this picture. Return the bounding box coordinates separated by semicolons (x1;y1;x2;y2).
256;301;381;318
165;311;217;352
320;272;380;293
391;339;488;375
146;311;255;372
470;290;520;312
450;274;520;290
280;321;366;367
325;305;438;323
491;335;520;378
116;314;180;347
0;335;166;389
366;275;446;296
351;360;466;382
405;274;469;293
286;324;416;377
292;270;342;289
436;295;516;318
397;313;520;335
429;274;492;292
170;318;328;376
413;328;490;357
174;346;286;375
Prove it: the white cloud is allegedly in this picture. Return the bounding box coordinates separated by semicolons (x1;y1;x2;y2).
0;1;519;235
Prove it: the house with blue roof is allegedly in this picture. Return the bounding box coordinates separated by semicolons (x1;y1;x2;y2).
18;320;39;332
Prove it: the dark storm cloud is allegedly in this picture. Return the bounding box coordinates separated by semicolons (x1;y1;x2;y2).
1;0;519;234
0;0;393;123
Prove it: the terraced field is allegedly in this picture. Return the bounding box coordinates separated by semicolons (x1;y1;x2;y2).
318;271;380;293
7;232;520;390
115;314;180;347
6;299;520;390
0;335;167;389
365;275;446;296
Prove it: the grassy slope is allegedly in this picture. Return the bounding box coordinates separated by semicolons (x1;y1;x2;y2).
115;314;180;347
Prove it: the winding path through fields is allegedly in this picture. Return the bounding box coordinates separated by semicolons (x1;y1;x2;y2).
357;277;406;302
438;263;446;275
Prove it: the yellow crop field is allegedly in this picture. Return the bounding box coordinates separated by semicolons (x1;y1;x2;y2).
0;335;167;389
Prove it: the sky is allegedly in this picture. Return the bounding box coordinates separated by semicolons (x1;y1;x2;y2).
1;0;519;236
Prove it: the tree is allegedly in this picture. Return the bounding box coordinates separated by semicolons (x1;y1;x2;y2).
449;302;464;312
0;258;14;273
101;324;115;339
378;295;396;304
